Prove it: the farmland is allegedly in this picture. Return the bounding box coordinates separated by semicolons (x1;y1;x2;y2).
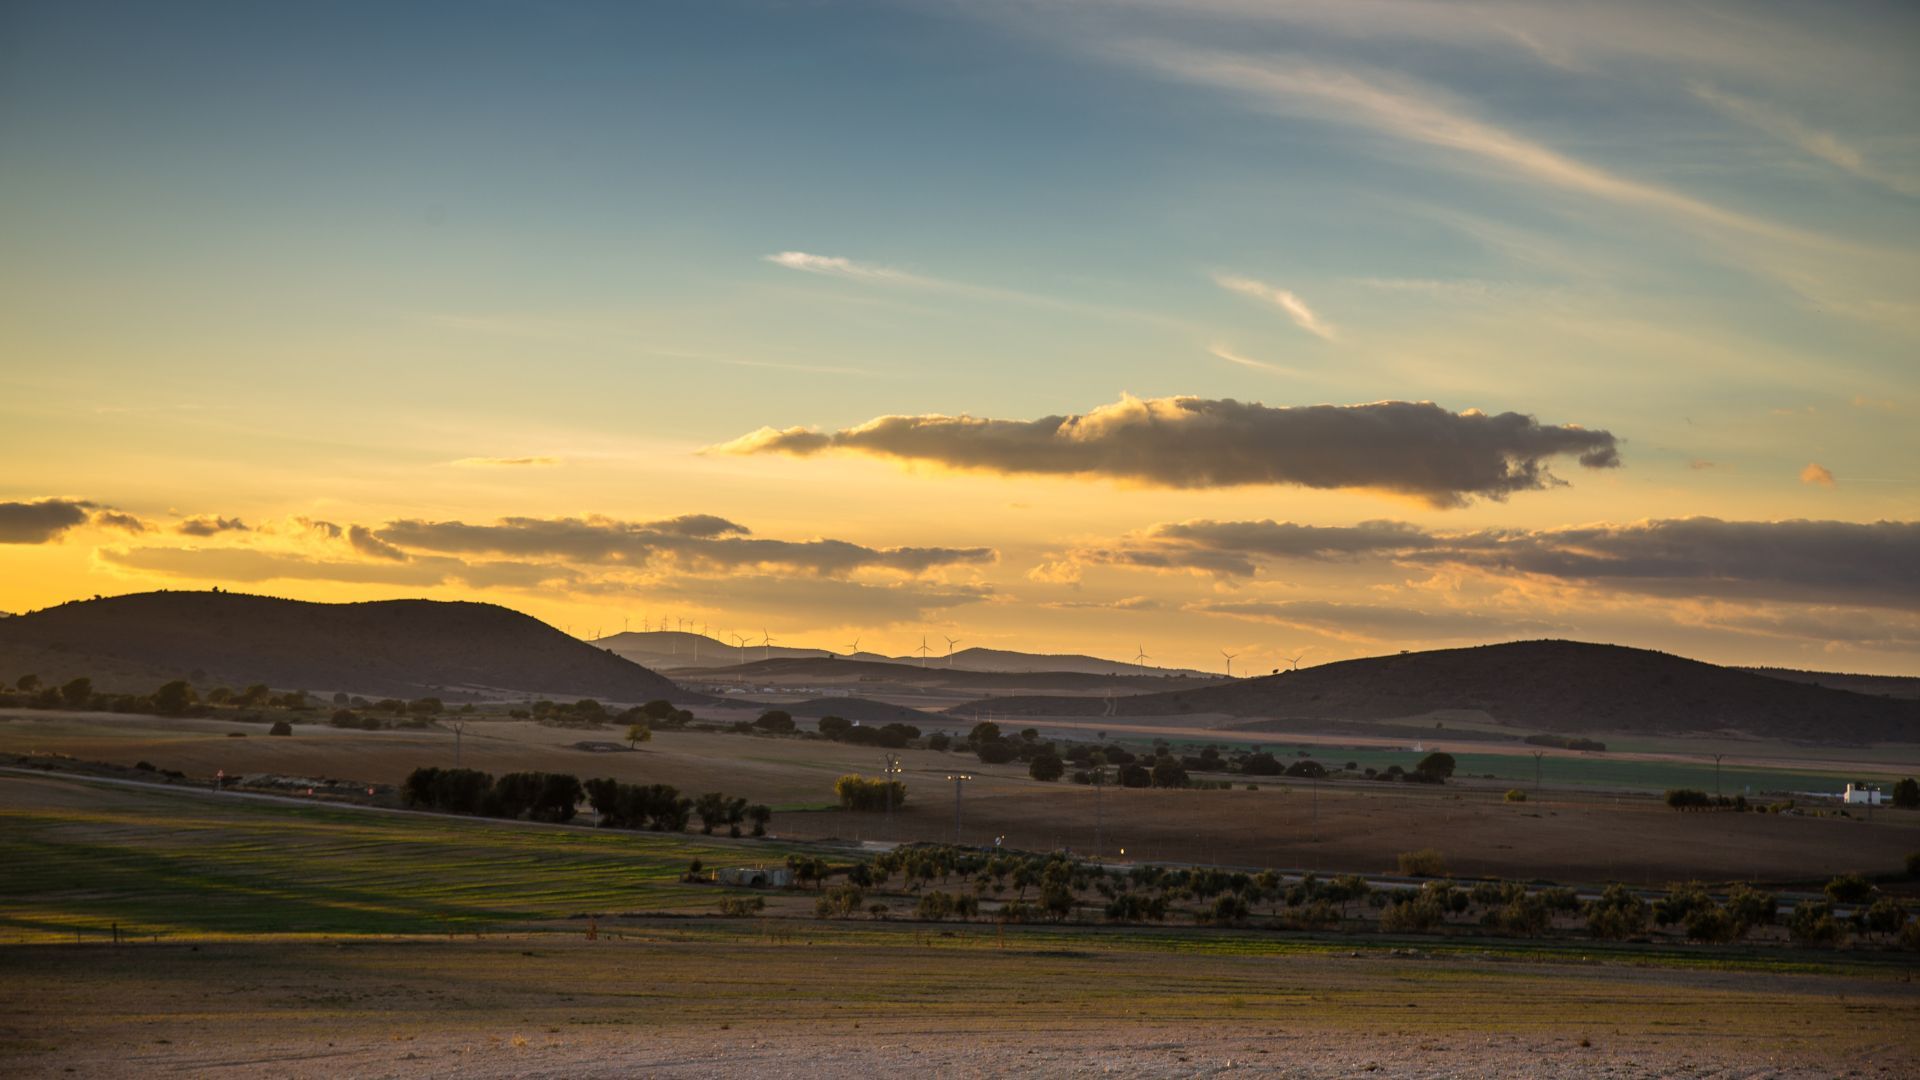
2;771;1918;1078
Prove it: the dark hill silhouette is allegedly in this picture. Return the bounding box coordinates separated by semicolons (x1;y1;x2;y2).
0;591;684;703
949;640;1920;744
594;631;1209;677
1739;666;1920;701
677;656;1223;694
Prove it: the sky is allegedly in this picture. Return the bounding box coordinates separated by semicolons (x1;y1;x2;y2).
2;0;1917;674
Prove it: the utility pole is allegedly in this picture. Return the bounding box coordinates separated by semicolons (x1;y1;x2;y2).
883;752;902;836
1713;753;1725;798
948;773;972;843
1090;750;1107;858
450;720;466;767
1532;750;1545;793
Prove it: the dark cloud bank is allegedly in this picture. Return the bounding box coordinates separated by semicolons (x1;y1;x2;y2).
721;396;1620;506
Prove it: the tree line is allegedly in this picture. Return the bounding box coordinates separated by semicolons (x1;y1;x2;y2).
402;766;770;836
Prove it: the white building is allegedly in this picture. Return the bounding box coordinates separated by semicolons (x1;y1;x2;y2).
1842;783;1883;806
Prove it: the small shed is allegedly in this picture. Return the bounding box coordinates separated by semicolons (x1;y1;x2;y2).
1842;783;1882;806
717;865;793;888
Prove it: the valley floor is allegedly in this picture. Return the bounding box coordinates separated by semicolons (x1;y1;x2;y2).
4;930;1917;1079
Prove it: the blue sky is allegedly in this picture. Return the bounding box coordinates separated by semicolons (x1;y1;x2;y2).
3;0;1917;671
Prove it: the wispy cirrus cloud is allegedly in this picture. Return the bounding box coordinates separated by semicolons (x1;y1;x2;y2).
1213;274;1337;340
450;456;564;468
717;395;1620;507
1692;83;1920;198
764;251;933;285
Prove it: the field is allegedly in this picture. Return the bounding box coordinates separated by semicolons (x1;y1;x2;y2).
6;708;1919;887
2;772;1917;1078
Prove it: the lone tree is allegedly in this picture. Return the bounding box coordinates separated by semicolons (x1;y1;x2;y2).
626;722;652;749
1414;752;1457;783
153;680;196;716
1028;752;1065;782
1892;777;1920;810
754;709;795;734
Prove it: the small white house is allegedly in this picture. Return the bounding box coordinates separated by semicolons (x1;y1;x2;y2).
1842;783;1883;806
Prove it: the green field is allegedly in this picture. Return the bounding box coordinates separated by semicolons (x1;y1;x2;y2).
1171;739;1901;795
0;775;800;942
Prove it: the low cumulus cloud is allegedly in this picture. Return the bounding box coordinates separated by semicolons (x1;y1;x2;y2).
1088;515;1920;609
372;514;992;576
1800;462;1836;487
1191;598;1559;642
718;395;1620;507
0;498;97;544
176;515;249;537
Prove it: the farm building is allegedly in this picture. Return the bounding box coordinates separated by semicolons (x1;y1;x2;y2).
717;866;793;888
1841;783;1883;806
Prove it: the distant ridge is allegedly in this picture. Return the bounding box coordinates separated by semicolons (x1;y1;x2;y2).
0;591;685;703
594;631;1208;677
948;640;1920;744
675;655;1223;693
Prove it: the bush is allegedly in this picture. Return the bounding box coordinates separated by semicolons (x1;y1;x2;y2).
718;896;765;917
1788;899;1845;946
975;740;1017;764
817;715;851;739
1118;763;1152;788
1284;759;1326;779
1413;752;1456;782
1725;883;1777;934
1028;752;1065;782
1891;777;1919;810
1504;789;1527;802
1825;873;1873;905
1665;788;1711;810
834;774;906;812
916;890;954;921
816;884;866;919
750;709;794;733
1238;752;1282;776
268;720;293;736
1397;848;1448;877
1586;883;1650;940
1150;758;1189;788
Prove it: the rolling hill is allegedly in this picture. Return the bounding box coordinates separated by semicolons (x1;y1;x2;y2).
948;640;1920;744
594;631;1208;677
674;656;1224;694
0;591;686;703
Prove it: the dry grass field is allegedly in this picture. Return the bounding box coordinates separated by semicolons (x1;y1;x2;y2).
6;708;1917;887
3;769;1917;1077
4;924;1916;1078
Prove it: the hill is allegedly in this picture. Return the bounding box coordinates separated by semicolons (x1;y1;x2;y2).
949;640;1920;744
1742;667;1920;701
0;591;685;703
594;632;1208;677
673;656;1224;694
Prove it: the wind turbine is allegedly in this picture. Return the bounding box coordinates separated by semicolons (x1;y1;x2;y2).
1282;649;1309;672
847;637;860;658
916;635;932;668
944;635;960;666
1221;650;1238;678
1133;644;1150;669
761;628;774;663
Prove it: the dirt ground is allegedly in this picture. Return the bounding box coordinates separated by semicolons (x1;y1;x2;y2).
774;784;1920;885
2;931;1914;1078
6;709;1918;885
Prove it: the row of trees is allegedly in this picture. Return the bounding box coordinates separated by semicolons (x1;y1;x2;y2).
401;766;770;835
834;774;907;812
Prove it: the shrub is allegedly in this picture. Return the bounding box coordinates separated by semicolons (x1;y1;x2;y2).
1891;777;1919;810
816;884;865;919
916;890;954;921
1586;884;1650;940
268;719;292;736
1380;893;1446;932
718;896;765;917
816;715;851;739
975;740;1017;765
1413;752;1456;782
1665;788;1711;810
1859;897;1908;937
1028;752;1065;782
1284;759;1326;779
753;710;795;733
1209;893;1250;925
834;774;906;812
1725;883;1777;935
1825;873;1873;905
1788;899;1844;946
1150;758;1189;788
329;709;359;728
1118;763;1152;788
1489;893;1553;937
1683;905;1737;944
1397;848;1448;877
1504;789;1527;802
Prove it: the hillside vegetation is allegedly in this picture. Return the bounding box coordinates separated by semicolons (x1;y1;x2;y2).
0;591;683;702
953;640;1920;744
